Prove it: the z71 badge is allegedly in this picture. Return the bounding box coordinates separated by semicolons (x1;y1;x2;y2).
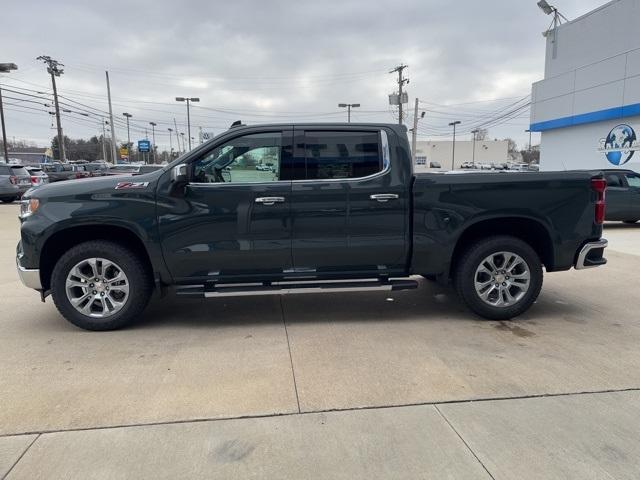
115;181;150;190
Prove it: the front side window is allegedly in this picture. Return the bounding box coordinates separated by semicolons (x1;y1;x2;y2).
193;132;282;183
304;131;381;180
625;173;640;188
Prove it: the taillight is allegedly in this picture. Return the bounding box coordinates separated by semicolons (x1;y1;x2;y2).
31;176;38;184
9;176;17;185
591;178;606;225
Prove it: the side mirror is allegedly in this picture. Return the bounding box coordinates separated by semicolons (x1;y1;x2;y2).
171;164;188;184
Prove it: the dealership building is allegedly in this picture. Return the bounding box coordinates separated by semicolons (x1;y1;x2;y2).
414;140;508;170
530;0;640;171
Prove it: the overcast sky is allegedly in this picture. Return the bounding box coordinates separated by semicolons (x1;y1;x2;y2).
1;0;606;152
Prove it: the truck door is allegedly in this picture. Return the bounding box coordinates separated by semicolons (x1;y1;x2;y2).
604;172;629;221
290;128;408;276
622;171;640;220
157;128;294;283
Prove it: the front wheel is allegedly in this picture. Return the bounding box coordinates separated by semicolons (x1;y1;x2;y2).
51;241;153;330
454;236;543;320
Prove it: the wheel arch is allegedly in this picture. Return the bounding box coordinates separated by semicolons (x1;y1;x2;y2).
40;224;155;292
450;216;554;278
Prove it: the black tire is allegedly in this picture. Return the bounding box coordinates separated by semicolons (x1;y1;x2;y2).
623;220;638;224
1;197;16;203
51;240;153;331
454;235;543;320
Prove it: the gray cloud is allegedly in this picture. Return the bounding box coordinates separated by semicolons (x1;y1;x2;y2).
2;0;605;150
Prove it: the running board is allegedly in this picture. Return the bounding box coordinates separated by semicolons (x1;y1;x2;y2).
175;279;418;298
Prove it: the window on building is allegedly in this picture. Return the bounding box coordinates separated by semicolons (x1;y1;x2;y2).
416;156;427;165
304;131;381;180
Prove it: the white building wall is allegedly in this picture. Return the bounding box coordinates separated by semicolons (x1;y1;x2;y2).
530;0;640;171
414;140;508;171
539;116;640;170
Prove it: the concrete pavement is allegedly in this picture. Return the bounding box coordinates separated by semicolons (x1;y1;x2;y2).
1;202;640;478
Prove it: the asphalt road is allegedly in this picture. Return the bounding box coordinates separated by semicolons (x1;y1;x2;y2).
1;203;640;479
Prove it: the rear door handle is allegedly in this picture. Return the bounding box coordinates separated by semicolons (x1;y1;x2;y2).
255;196;285;206
370;194;399;203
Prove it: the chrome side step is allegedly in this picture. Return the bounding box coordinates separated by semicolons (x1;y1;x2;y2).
175;279;418;298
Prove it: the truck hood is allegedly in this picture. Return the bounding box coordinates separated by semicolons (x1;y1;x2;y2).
24;171;163;201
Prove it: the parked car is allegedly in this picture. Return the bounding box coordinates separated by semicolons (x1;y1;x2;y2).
17;123;607;331
83;162;110;177
0;164;32;202
70;164;90;179
25;166;49;188
594;169;640;223
40;163;77;182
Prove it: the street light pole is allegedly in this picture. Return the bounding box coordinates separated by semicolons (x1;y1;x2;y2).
338;103;360;123
449;121;461;170
122;113;132;162
176;97;200;151
149;122;157;163
0;62;18;163
471;129;479;168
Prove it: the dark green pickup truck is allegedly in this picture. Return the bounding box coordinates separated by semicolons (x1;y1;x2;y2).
17;123;608;330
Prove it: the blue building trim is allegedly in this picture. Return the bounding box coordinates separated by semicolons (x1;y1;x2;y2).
530;102;640;132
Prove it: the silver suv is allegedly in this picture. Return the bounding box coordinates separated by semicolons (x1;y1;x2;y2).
0;164;32;203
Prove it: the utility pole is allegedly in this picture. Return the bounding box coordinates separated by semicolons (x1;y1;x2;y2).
389;64;409;125
0;63;18;163
180;133;186;153
471;129;479;168
105;71;118;165
122;113;132;162
449;120;461;170
149;122;157;163
525;129;532;152
175;97;199;151
37;56;65;161
101;118;107;161
168;128;174;158
411;97;419;160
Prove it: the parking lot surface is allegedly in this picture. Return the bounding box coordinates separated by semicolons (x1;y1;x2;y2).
1;204;640;479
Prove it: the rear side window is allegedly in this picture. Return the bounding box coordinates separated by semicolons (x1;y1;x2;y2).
625;173;640;188
605;173;623;187
10;166;29;176
0;166;11;175
304;131;381;180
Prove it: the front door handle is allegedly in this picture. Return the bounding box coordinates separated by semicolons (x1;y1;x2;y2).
370;193;399;203
255;196;285;206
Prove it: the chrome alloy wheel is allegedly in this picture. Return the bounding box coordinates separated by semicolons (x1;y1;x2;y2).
65;258;130;318
474;251;531;307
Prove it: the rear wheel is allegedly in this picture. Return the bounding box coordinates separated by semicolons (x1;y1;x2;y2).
51;241;153;330
455;235;543;320
1;197;16;203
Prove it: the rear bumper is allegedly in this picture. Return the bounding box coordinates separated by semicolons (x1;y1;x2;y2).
575;239;608;270
16;252;42;290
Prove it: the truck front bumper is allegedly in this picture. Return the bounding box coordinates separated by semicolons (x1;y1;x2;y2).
575;239;608;270
16;252;42;290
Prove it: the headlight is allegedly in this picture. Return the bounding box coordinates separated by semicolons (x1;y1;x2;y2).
19;198;39;219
